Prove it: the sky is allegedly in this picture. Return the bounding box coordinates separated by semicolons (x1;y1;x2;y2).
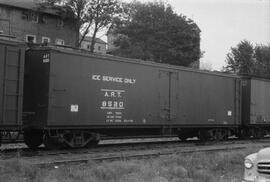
166;0;270;70
109;0;270;70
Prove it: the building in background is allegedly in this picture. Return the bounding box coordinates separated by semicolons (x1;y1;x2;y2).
107;31;118;54
80;36;107;54
0;0;76;46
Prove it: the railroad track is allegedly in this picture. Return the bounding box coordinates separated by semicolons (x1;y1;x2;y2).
0;135;178;145
1;138;270;167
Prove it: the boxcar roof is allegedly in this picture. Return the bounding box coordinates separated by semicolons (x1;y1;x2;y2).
0;36;25;46
240;75;270;82
28;45;239;79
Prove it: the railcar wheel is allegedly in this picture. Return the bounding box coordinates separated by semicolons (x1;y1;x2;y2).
198;130;210;142
178;134;188;141
61;131;100;148
24;130;43;149
252;128;264;139
44;133;63;150
210;129;228;141
85;133;100;147
240;128;251;139
86;138;100;147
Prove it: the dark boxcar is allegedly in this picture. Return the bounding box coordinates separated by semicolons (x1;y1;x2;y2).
241;77;270;138
0;37;25;131
23;46;241;148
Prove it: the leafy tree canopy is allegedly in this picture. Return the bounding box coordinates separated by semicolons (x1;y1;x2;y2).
224;40;270;78
43;0;121;50
110;1;201;67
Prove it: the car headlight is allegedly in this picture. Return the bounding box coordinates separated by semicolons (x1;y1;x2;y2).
244;159;254;169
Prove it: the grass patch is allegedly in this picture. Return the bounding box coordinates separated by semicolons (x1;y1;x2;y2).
0;146;261;182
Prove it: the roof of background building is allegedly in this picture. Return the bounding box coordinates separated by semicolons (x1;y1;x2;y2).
0;0;61;16
82;36;107;44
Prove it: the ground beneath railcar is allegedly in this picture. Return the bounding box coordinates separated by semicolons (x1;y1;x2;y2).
0;137;181;150
0;141;266;182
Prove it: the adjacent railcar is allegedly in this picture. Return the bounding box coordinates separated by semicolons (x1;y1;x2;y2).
241;76;270;138
0;37;25;131
23;46;241;148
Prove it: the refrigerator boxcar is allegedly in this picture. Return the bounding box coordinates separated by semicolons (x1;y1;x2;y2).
0;37;25;131
23;46;241;148
241;77;270;138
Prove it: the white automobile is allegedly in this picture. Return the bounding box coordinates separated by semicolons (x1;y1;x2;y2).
243;147;270;182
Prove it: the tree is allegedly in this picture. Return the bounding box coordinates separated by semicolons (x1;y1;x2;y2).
43;0;120;50
87;0;121;52
224;40;270;78
253;44;270;77
109;1;201;67
224;40;255;75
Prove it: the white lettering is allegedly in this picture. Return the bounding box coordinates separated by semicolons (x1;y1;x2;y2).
104;92;109;97
92;75;101;81
100;101;124;110
117;92;122;98
102;90;123;98
92;74;136;85
108;101;112;107
119;102;124;108
102;101;106;107
124;78;136;84
102;76;123;83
